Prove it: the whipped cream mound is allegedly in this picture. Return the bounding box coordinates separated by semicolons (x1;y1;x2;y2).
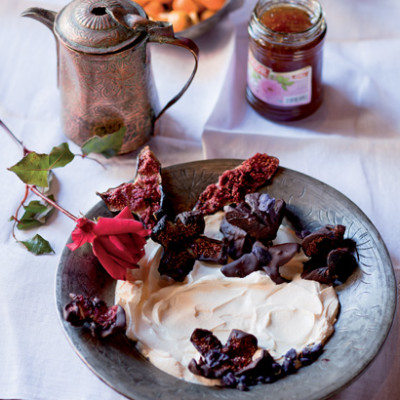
115;212;339;385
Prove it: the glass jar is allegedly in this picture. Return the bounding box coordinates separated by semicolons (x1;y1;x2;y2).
246;0;327;121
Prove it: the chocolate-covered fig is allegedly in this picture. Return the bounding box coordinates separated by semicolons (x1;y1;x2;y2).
64;294;126;338
301;224;346;258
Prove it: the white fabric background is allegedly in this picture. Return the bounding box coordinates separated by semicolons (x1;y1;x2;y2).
0;0;399;399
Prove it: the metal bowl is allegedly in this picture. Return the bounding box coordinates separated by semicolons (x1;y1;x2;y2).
178;0;244;39
56;160;396;400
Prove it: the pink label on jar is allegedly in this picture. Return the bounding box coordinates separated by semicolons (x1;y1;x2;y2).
247;50;312;107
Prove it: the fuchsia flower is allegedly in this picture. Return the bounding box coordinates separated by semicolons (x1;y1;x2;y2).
67;207;150;281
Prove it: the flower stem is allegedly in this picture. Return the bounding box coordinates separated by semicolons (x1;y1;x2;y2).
29;185;79;222
0;119;30;155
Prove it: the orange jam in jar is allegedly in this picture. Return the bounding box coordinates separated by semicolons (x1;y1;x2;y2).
246;0;327;121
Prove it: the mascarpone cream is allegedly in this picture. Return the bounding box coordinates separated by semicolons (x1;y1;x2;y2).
115;211;339;385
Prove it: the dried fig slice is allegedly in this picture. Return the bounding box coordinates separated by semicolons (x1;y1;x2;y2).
301;247;358;285
97;146;164;229
190;328;223;356
189;329;258;380
301;224;346;258
152;211;226;281
158;246;196;282
151;212;205;248
190;236;227;264
189;328;325;390
63;294;126;338
194;153;279;215
301;224;358;285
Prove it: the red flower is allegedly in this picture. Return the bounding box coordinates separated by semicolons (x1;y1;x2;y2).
67;207;150;280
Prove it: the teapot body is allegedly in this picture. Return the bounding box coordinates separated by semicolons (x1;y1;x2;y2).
59;40;159;153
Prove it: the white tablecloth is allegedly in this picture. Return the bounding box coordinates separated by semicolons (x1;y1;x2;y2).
0;0;399;399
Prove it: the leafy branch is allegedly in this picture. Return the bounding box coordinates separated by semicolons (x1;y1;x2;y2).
1;119;125;254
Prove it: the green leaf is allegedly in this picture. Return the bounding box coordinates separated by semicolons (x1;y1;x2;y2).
16;197;54;231
8;142;74;187
20;234;54;255
81;127;126;158
8;152;50;186
49;142;75;169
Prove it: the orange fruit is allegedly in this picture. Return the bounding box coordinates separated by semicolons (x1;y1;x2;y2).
172;0;201;13
196;0;225;11
144;1;165;18
200;8;216;20
134;0;150;6
167;10;192;31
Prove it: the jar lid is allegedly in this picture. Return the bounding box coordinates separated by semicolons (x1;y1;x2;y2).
54;0;147;54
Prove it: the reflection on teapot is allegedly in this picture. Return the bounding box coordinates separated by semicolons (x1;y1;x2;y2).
22;0;199;154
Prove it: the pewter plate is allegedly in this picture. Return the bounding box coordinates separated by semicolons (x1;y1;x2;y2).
55;160;396;400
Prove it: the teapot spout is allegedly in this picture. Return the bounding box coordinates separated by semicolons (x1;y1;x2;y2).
21;7;56;31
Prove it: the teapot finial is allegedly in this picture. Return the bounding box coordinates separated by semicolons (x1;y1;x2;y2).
21;7;56;31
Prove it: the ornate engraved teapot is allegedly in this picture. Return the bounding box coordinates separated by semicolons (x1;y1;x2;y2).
22;0;199;154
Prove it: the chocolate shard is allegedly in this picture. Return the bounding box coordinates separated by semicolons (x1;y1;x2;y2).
97;146;164;229
158;247;196;282
299;343;323;366
190;236;227;264
220;218;253;259
301;263;332;284
63;294;126;338
224;194;286;244
261;242;301;284
221;252;260;278
221;241;300;284
194;153;279;215
245;193;286;241
301;224;346;258
282;348;298;375
224;203;269;242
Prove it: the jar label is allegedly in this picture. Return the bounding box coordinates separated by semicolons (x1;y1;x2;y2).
247;50;312;107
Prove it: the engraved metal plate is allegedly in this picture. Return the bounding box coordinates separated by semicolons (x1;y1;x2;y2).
56;160;396;400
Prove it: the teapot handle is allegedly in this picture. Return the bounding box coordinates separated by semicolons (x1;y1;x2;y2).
149;33;199;122
106;6;199;122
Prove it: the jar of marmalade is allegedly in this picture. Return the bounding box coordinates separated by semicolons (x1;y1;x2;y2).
246;0;327;121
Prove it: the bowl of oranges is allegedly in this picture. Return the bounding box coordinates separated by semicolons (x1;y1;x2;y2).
134;0;244;38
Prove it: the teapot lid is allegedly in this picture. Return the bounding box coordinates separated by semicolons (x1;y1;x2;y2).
55;0;147;54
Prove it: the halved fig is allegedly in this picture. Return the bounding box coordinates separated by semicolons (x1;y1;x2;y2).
194;153;279;215
190;236;228;264
97;146;164;229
